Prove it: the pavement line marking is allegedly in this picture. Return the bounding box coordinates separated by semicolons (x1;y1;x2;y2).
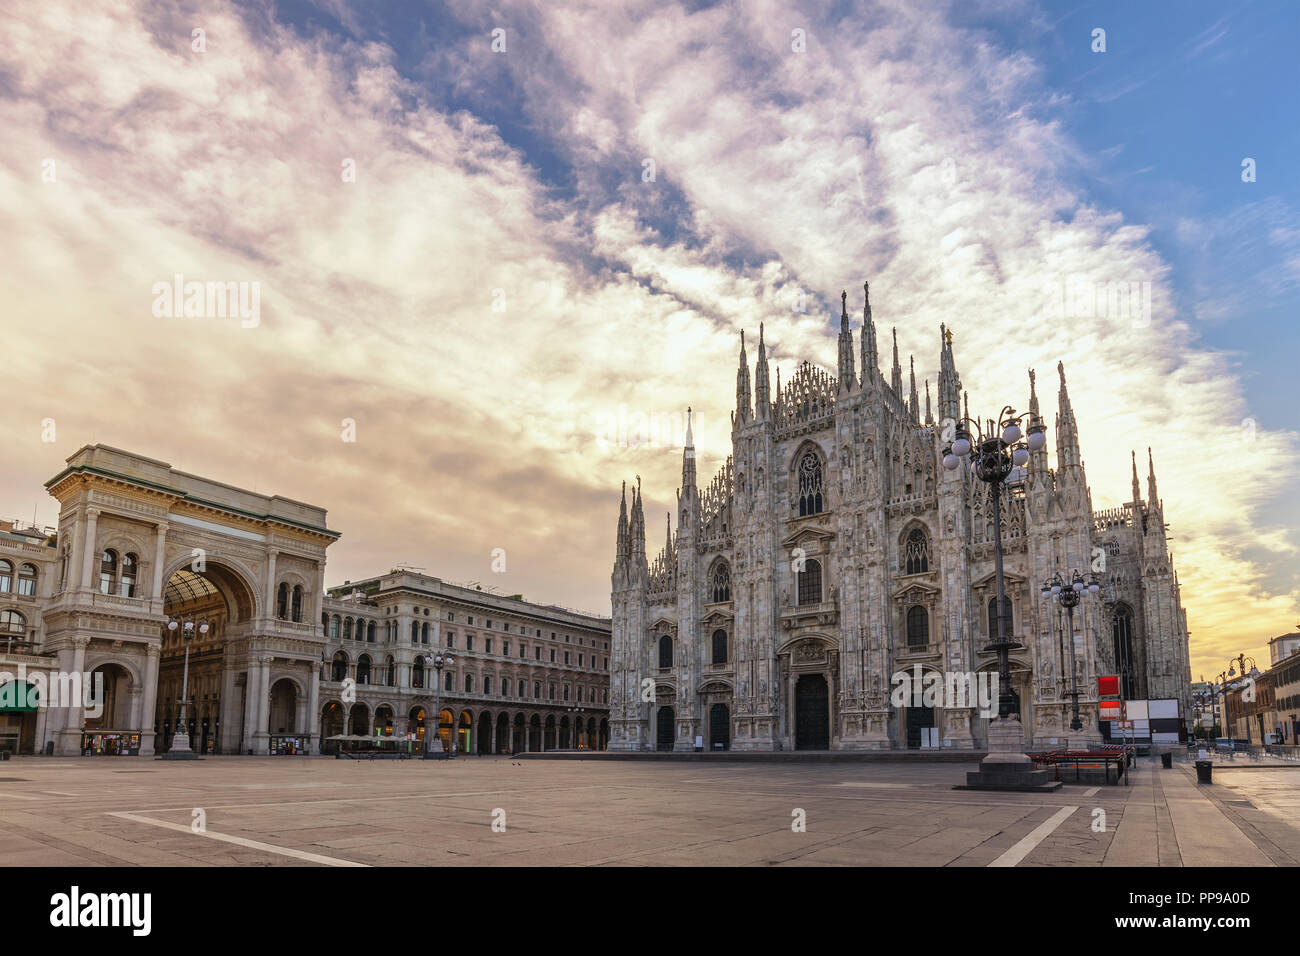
0;793;41;800
1081;787;1100;798
107;811;368;867
112;784;607;814
42;790;81;796
988;805;1079;868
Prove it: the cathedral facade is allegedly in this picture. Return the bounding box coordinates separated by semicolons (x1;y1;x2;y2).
608;284;1193;752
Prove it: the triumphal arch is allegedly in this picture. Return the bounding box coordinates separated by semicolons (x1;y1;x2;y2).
41;445;338;755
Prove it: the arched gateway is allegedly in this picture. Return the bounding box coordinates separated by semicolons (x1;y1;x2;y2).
41;445;339;756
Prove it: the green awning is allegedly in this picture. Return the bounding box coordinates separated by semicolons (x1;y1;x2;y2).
0;682;38;712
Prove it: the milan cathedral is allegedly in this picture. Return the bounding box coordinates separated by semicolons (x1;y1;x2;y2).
608;283;1192;751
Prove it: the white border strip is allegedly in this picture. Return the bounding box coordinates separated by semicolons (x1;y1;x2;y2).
988;805;1079;867
108;811;368;867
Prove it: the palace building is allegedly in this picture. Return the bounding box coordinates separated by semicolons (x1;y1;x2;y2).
0;444;609;756
608;284;1193;752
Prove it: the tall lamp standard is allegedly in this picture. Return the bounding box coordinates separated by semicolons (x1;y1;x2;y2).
945;405;1061;791
159;617;208;760
424;652;454;758
1222;655;1260;745
1041;570;1100;734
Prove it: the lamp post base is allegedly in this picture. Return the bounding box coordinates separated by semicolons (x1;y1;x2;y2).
157;732;202;761
422;737;445;760
954;717;1061;792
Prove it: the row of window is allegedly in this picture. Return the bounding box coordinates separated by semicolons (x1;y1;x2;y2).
321;613;608;669
659;630;730;669
660;600;1013;671
702;530;931;611
328;652;608;702
0;560;37;595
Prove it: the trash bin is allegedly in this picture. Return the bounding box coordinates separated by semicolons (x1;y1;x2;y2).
1161;751;1173;769
1194;759;1213;784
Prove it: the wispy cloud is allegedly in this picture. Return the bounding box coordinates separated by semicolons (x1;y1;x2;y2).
0;0;1294;672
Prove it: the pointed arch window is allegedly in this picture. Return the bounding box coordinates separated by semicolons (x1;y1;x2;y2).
797;452;824;516
1113;605;1137;699
658;634;673;669
712;629;728;665
903;527;930;575
906;606;929;648
987;596;1014;640
797;559;822;606
709;562;731;603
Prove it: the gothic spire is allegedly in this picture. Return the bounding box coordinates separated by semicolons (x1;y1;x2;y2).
938;323;961;425
924;379;933;426
838;290;856;393
735;330;751;424
630;476;645;562
682;407;696;489
616;480;629;566
908;355;919;422
861;281;878;384
1131;450;1141;502
755;324;770;420
1027;368;1047;474
890;327;902;395
1055;361;1081;469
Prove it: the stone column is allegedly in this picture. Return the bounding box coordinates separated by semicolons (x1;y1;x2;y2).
313;563;325;624
55;637;91;754
217;664;240;754
139;645;161;756
264;550;278;621
254;657;272;753
150;522;169;609
80;508;101;592
242;661;261;754
307;664;321;750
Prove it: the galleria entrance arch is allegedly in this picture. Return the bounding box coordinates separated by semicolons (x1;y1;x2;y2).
41;445;339;755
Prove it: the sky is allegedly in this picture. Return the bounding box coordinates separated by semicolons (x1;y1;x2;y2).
1;0;1296;680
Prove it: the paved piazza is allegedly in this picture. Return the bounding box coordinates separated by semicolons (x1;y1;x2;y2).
0;754;1296;867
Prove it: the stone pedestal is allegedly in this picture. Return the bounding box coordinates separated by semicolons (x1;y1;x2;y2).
955;716;1061;792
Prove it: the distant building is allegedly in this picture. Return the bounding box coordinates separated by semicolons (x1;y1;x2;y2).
320;572;610;753
0;444;609;756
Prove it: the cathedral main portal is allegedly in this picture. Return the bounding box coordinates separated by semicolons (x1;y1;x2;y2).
794;674;829;749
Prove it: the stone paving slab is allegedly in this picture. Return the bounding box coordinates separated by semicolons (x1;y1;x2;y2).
0;754;1291;867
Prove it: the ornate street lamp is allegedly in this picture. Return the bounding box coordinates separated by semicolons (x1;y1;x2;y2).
159;617;209;760
1041;569;1100;733
424;652;454;758
944;404;1059;791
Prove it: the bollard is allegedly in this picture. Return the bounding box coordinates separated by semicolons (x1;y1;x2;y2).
1194;759;1213;784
